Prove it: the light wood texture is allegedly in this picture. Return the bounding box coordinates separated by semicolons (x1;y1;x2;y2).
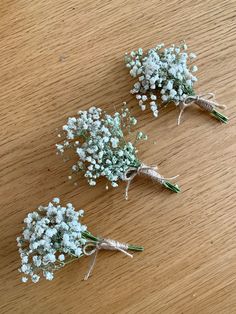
0;0;236;313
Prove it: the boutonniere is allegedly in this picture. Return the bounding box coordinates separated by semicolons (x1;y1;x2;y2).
125;42;228;124
17;198;143;283
56;105;180;199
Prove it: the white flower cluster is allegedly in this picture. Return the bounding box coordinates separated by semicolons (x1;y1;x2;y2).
56;106;147;188
125;42;198;117
17;198;87;283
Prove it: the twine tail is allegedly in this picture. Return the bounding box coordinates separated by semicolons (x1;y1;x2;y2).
177;102;191;125
125;179;132;200
84;248;98;281
177;107;184;125
122;167;138;200
177;106;184;125
116;247;133;258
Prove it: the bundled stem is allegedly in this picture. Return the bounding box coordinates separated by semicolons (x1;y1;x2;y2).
212;109;228;124
123;163;180;200
163;181;181;193
178;93;228;125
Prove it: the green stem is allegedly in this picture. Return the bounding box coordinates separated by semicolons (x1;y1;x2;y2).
128;244;144;252
163;180;181;193
63;256;80;266
212;109;228;124
82;230;99;242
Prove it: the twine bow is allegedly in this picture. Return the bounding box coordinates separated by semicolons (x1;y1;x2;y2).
83;238;132;280
177;93;227;125
122;163;179;200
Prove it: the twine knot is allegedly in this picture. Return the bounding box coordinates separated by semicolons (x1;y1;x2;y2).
83;238;132;280
177;93;226;125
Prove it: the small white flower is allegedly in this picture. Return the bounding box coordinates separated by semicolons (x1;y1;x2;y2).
153;110;158;117
31;274;40;283
110;137;119;148
162;95;168;102
166;81;173;90
58;254;65;261
56;144;64;153
22;256;28;264
76;148;86;160
21;264;29;272
33;256;41;267
44;271;54;281
52;197;60;204
45;253;56;263
189;52;197;59
89;180;96;186
21;277;28;283
170;89;177;98
191;65;198;72
74;248;82;256
45;228;57;237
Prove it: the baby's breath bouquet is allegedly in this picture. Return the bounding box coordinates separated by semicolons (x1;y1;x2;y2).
17;198;143;283
125;42;228;124
56;106;180;199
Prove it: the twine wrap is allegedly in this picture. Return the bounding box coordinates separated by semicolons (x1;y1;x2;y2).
83;238;132;280
177;93;227;125
122;163;178;200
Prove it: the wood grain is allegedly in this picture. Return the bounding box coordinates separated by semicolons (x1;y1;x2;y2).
0;0;236;313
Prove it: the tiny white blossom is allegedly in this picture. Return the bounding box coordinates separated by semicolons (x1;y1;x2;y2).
44;271;54;281
58;254;65;261
52;197;60;204
21;277;28;283
191;65;198;72
32;274;40;283
22;256;28;264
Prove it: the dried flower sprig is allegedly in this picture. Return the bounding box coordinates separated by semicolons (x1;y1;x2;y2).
125;42;228;124
17;198;143;283
56;106;180;199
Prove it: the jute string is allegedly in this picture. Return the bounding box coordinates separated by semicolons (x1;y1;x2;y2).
177;93;227;125
83;238;132;280
122;163;179;200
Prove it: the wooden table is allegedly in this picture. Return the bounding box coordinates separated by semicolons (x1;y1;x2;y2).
1;0;236;313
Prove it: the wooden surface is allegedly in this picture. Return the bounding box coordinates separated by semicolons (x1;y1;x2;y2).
0;0;236;313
